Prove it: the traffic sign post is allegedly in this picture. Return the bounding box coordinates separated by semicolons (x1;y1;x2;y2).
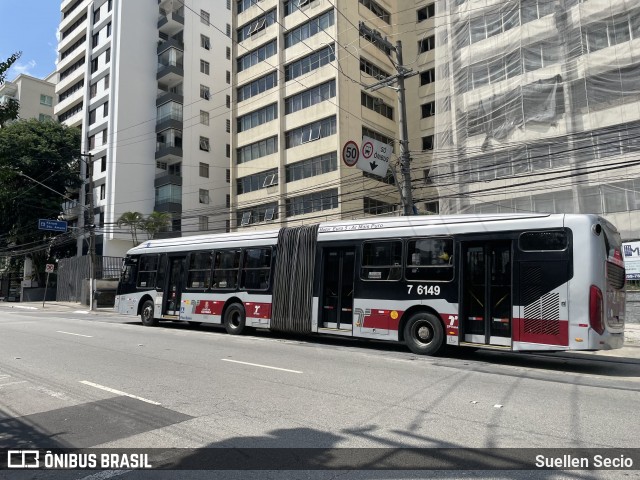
356;136;391;177
43;264;55;308
342;140;360;167
38;219;67;232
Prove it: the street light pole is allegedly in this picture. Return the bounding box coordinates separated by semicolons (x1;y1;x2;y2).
80;153;96;311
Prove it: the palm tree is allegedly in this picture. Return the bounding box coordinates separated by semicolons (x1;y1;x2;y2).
117;211;144;246
142;211;171;240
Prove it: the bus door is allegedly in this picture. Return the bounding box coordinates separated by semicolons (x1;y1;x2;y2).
321;247;355;331
164;255;186;317
461;242;512;346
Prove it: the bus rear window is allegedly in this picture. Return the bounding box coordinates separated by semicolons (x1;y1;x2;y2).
519;231;568;251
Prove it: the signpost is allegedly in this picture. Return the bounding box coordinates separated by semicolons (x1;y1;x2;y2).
623;241;640;280
356;136;391;177
43;264;55;308
38;219;67;232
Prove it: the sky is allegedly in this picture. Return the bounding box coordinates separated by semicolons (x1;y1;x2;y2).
0;0;62;80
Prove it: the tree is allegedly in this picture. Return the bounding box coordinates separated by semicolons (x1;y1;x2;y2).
117;211;144;246
142;211;171;240
0;52;22;127
0;118;81;284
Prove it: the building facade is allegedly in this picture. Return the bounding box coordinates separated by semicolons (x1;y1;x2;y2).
433;0;640;240
55;0;231;257
0;73;56;123
230;0;438;230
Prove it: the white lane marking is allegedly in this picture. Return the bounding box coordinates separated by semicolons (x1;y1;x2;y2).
76;470;132;480
80;380;161;405
74;310;90;314
221;358;302;374
56;330;93;338
0;381;27;387
10;305;38;310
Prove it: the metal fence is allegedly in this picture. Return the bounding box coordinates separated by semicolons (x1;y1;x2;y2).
56;255;122;302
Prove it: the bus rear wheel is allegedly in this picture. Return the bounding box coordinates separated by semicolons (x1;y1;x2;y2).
224;303;246;335
140;300;158;327
404;312;444;355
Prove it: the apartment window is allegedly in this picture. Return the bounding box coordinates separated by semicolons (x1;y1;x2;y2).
226;169;230;182
237;103;277;132
89;109;97;125
420;68;435;86
201;34;211;50
238;0;261;14
236;136;278;164
102;129;107;144
285;80;335;115
104;74;110;89
423;168;433;184
237;168;278;194
361;92;393;119
88;134;96;149
198;216;209;231
108;0;112;11
92;33;99;48
200;110;209;125
100;184;106;200
286;188;338;217
38;114;52;122
362;126;395;152
226;119;231;133
199;189;209;204
418;36;435;53
199;136;210;151
422;135;434;150
101;156;107;172
237;9;276;42
105;48;111;63
90;83;97;98
286;116;336;149
359;0;390;24
91;58;99;73
226;71;231;84
286;151;337;182
360;29;392;55
226;24;231;37
106;22;111;37
40;94;53;106
93;8;100;23
227;0;231;9
523;41;560;72
237;71;277;102
421;101;435;118
360;58;390;80
200;84;210;100
237;202;278;226
285;45;335;81
284;0;319;16
103;101;108;116
226;145;231;158
226;194;230;208
201;9;210;25
363;197;396;216
284;10;335;49
417;4;435;22
226;95;230;108
237;40;277;72
226;47;231;60
199;162;209;178
200;60;210;75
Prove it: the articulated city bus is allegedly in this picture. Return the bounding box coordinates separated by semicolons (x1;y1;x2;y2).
114;213;625;355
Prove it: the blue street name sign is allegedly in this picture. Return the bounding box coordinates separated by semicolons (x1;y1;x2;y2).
38;219;68;232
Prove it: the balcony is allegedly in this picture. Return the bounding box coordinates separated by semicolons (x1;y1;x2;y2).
158;7;184;36
157;60;183;84
156;91;183;107
157;36;184;55
155;141;183;161
155;113;183;132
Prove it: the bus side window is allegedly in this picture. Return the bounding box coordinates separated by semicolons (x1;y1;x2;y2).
240;248;272;290
137;255;159;288
360;240;403;281
406;238;454;282
213;250;240;289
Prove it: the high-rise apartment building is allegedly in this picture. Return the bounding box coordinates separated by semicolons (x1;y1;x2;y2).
55;0;231;257
0;73;56;124
434;0;640;240
230;0;437;229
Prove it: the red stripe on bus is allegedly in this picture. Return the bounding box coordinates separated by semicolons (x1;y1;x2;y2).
362;310;403;330
512;318;569;346
194;300;224;316
245;302;271;319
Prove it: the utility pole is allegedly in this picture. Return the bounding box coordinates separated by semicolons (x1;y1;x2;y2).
359;22;417;215
80;153;96;311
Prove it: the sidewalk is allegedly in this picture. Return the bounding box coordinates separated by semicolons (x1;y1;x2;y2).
3;301;639;358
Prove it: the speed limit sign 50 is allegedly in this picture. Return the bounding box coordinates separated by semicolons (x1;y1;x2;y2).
342;140;359;167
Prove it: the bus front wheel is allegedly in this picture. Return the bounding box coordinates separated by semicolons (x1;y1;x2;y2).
404;312;444;355
140;300;158;327
224;303;246;335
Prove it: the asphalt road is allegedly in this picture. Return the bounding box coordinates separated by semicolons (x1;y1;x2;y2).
1;308;639;480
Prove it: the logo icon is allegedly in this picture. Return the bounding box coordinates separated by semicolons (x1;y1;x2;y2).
7;450;40;469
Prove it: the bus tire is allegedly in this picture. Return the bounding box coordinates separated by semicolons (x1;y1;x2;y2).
404;312;444;355
140;300;158;327
224;303;246;335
